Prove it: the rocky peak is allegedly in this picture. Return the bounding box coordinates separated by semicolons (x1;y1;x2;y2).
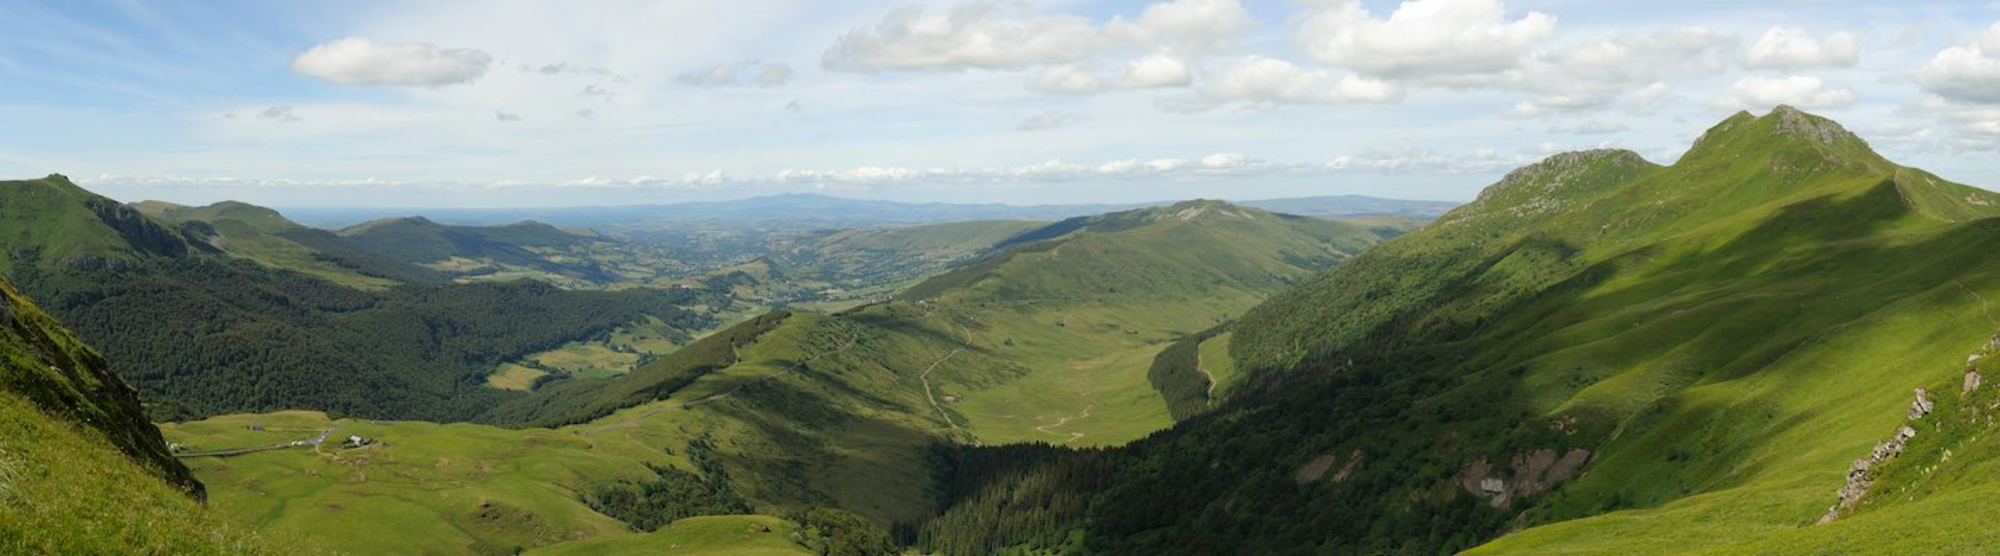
1474;149;1650;203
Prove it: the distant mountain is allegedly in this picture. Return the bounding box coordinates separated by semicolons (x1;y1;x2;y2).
278;193;1457;229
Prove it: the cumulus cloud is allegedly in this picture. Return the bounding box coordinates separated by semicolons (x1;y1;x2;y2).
1160;56;1401;112
1916;23;2000;104
823;3;1101;72
1905;97;2000;151
1297;0;1555;80
1744;27;1859;69
1030;52;1192;94
824;0;1251;76
495;110;522;122
677;60;794;87
1016;110;1080;131
1712;75;1855;111
291;38;491;87
1103;0;1254;54
1507;27;1737;116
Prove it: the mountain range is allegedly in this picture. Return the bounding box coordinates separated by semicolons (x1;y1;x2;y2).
9;106;2000;554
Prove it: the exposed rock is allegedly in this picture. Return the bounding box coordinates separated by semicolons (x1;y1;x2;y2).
1294;454;1339;484
1967;369;1983;396
1910;388;1934;420
1821;388;1940;525
1330;450;1364;484
1455;448;1594;509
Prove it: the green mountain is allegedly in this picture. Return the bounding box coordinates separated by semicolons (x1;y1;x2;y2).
0;177;717;423
0;175;207;275
144;200;443;288
915;107;2000;554
0;276;294;554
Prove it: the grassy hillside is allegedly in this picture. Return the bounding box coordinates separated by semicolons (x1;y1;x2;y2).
888;200;1390;444
0;175;204;275
0;277;295;554
914;106;2000;554
166;305;971;553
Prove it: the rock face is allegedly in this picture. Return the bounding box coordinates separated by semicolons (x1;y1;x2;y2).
1456;448;1594;509
1909;388;1934;420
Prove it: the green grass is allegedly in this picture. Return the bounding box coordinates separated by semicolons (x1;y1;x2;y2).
526;515;809;555
487;364;549;391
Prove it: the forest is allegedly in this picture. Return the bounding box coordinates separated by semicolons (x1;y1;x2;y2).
13;256;715;422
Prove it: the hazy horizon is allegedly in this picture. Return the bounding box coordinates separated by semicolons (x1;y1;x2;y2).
6;1;1999;209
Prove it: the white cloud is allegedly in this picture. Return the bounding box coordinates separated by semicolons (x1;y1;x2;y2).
495;110;522;122
1160;56;1401;112
1744;27;1859;69
1016;110;1079;131
1103;0;1254;54
1327;147;1525;174
1029;52;1192;94
292;38;492;87
1508;27;1736;116
822;3;1101;72
1712;75;1855;111
1297;0;1555;80
1916;23;2000;104
823;0;1248;90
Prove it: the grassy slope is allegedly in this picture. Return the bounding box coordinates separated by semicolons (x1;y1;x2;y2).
1211;107;2000;553
0;175;196;275
898;201;1389;445
165;306;1000;553
0;277;293;554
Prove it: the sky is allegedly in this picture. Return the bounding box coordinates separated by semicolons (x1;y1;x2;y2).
1;0;1997;208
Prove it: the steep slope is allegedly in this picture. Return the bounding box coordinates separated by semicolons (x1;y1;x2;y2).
0;277;292;554
146;200;442;288
915;106;2000;554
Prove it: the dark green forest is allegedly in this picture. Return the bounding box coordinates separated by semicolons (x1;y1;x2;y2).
13;257;714;422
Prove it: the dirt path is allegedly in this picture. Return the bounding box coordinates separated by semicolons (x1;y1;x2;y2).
918;315;970;434
1034;404;1094;444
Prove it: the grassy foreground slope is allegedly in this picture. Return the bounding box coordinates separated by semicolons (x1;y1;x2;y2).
0;277;292;554
916;107;2000;554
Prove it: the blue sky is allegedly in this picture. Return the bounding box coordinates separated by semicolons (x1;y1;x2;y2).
1;0;1997;208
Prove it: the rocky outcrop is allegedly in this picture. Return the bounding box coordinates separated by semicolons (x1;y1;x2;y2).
1456;448;1594;509
1818;421;1919;525
1910;388;1934;420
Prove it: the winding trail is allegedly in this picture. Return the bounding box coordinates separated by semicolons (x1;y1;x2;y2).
918;313;971;435
1034;404;1094;444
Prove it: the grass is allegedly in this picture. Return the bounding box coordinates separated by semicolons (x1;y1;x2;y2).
0;394;304;555
1196;331;1239;399
487;364;548;391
